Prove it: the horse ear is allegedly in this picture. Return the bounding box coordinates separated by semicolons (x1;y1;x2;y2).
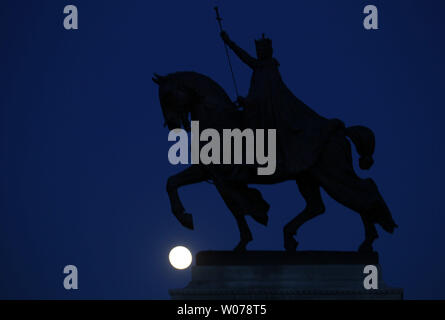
153;72;167;84
152;73;165;85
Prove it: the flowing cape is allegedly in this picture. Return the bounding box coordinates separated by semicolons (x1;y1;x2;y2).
243;58;336;174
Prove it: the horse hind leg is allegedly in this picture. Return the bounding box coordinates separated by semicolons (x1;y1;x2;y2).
358;195;397;252
358;215;379;253
283;176;325;251
315;174;383;252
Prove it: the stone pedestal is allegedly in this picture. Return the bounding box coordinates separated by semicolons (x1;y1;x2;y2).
169;251;403;300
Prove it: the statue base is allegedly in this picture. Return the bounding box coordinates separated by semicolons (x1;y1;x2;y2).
169;251;403;300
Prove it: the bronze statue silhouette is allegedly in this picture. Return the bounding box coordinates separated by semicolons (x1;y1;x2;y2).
152;32;397;253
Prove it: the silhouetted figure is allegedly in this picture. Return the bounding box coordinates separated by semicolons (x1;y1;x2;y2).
153;70;398;253
220;31;334;175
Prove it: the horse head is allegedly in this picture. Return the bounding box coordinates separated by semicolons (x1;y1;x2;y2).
153;71;238;133
153;73;193;132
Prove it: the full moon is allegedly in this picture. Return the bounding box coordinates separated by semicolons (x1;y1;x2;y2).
169;246;192;270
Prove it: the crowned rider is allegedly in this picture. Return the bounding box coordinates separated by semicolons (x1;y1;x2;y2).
220;31;337;175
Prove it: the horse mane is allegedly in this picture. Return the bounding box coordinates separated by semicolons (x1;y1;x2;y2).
164;71;234;107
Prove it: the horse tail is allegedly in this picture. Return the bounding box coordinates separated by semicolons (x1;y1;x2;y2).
345;125;375;170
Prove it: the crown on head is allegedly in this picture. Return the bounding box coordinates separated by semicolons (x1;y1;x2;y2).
255;33;272;49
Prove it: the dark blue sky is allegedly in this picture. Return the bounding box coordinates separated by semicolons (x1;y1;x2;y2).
1;0;444;299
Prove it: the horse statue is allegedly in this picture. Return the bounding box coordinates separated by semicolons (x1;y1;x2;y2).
153;71;397;253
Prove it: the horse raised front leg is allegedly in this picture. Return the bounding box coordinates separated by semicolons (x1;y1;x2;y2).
166;165;208;230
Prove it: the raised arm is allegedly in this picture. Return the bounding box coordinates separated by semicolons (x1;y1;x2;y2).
220;31;257;69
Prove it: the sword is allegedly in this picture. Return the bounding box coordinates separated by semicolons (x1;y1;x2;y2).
214;6;239;99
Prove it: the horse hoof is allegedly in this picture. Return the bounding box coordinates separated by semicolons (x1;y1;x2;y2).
180;213;194;230
284;235;299;251
233;242;247;252
233;236;252;252
251;211;269;226
250;202;270;226
358;242;373;253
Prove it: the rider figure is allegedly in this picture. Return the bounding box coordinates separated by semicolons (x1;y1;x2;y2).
220;31;278;127
220;31;335;175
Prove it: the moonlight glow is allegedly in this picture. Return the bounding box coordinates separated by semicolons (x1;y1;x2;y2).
169;246;192;269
